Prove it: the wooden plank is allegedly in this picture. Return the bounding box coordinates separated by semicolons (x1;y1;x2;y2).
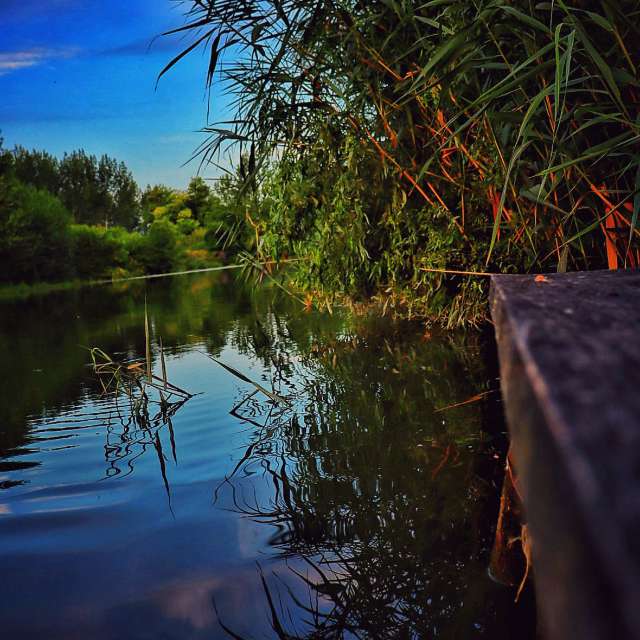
490;269;640;640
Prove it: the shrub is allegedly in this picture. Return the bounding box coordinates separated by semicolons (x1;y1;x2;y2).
183;248;213;269
176;217;200;236
69;224;119;279
105;226;138;270
131;219;179;274
0;180;72;283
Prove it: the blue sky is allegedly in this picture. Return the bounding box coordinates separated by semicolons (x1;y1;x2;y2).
0;0;229;189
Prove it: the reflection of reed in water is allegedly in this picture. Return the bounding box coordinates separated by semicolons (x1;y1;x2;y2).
211;328;510;639
89;341;193;507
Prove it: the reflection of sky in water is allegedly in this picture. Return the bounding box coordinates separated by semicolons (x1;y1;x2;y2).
0;272;524;639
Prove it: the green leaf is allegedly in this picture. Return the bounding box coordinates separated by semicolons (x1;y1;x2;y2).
500;6;551;34
571;17;625;111
156;29;215;87
206;33;222;89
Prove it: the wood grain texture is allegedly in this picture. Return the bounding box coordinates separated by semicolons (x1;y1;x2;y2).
490;269;640;640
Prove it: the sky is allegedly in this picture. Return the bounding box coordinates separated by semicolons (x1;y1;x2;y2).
0;0;230;189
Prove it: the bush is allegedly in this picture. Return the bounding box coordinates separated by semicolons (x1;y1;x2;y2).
176;217;199;236
69;225;119;279
0;180;72;283
105;226;138;269
183;249;214;269
131;219;179;274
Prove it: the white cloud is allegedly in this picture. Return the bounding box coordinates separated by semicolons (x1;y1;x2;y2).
0;47;78;76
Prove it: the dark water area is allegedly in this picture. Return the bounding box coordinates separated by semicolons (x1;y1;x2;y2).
0;272;533;639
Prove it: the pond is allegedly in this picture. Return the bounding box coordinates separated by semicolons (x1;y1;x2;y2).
0;271;532;639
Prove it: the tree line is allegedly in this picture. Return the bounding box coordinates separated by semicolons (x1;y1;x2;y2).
0;138;251;285
7;146;140;230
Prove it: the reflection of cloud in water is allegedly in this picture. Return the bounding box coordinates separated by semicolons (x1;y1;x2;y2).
154;576;221;630
0;504;11;514
152;566;281;637
235;509;266;558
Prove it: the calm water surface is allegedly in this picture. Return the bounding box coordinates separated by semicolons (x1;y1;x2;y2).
0;272;527;639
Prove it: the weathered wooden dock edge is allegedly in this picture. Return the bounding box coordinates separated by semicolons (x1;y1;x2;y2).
490;270;640;640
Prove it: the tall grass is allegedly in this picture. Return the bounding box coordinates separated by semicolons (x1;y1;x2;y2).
163;0;640;324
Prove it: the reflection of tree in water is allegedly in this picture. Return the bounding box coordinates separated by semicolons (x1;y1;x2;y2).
0;271;261;473
0;271;527;635
214;316;514;639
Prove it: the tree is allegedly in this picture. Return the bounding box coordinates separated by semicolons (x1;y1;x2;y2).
111;161;140;229
140;187;200;237
11;146;60;195
201;161;260;253
59;150;100;225
141;184;174;227
132;219;178;273
69;225;119;279
0;135;13;177
185;176;212;223
95;155;116;227
56;151;140;229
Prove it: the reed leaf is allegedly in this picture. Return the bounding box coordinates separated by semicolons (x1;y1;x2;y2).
198;350;290;406
144;297;152;383
159;336;168;390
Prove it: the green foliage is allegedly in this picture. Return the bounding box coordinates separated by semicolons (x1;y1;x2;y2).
58;151;140;229
1;144;141;230
204;163;264;254
11;146;60;194
131;219;179;274
0;136;12;176
168;0;640;325
0;180;72;283
0;137;222;285
141;184;174;226
257;138;496;326
141;171;254;256
68;225;138;279
185;176;211;223
176;216;199;236
149;192;192;225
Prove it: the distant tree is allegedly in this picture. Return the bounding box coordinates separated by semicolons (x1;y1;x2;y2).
12;146;60;195
141;187;201;237
0;135;13;177
132;219;178;273
69;224;119;279
200;162;258;253
94;155;116;227
111;160;140;229
55;151;140;229
185;176;212;223
59;150;100;224
141;184;174;227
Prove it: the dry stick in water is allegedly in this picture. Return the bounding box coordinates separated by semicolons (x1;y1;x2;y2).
103;259;301;285
435;389;497;413
420;267;496;277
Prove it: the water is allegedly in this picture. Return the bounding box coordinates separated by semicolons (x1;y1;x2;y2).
0;272;530;639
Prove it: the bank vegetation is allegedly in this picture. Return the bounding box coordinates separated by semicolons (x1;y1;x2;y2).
165;0;639;326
